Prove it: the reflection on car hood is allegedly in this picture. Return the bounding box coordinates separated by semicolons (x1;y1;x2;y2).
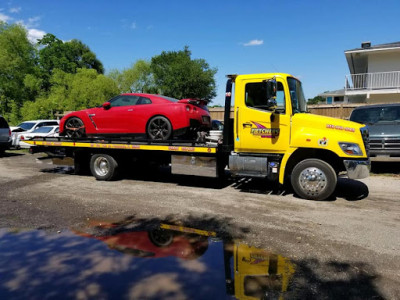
367;123;400;138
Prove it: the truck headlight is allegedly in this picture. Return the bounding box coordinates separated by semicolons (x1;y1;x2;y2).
339;142;362;156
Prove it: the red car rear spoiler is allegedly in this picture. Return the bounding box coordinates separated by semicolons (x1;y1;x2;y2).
178;99;209;106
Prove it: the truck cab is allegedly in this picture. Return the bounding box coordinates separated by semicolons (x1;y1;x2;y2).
226;73;370;200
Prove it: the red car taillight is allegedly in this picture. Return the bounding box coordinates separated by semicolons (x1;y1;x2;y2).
20;135;25;140
8;129;11;137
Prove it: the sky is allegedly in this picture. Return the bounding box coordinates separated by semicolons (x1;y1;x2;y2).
1;0;400;105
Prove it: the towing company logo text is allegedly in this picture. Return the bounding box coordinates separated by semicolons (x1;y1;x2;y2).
250;121;280;138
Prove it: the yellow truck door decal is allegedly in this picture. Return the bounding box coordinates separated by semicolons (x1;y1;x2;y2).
249;121;280;138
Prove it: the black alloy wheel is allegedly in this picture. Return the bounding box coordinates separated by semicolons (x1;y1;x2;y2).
64;117;86;138
147;116;172;140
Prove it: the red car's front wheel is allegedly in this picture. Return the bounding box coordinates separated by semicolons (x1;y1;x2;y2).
64;117;86;139
147;116;172;140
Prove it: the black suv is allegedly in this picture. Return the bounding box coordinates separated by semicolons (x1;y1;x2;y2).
350;104;400;161
0;115;11;155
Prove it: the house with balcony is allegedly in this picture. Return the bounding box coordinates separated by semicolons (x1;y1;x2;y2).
320;41;400;104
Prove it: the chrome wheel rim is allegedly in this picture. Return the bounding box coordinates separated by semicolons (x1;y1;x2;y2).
298;167;327;196
93;157;109;176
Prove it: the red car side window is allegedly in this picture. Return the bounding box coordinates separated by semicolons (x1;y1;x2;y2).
137;97;152;105
110;96;140;107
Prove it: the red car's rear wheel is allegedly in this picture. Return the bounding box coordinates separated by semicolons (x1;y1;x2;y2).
64;117;86;138
147;116;172;140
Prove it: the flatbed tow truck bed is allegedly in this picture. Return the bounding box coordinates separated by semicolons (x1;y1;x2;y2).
25;137;224;180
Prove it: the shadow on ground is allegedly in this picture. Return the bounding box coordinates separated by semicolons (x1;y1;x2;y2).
39;164;370;201
371;161;400;175
0;151;25;158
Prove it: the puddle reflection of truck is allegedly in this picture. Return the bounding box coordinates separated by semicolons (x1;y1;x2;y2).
27;73;370;200
75;222;295;300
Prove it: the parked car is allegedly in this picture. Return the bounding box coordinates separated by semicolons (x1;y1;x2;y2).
11;120;59;148
59;93;212;140
0;115;11;155
350;104;400;161
17;126;59;149
211;119;224;130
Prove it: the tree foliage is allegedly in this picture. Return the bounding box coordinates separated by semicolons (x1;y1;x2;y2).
0;22;36;123
21;68;118;120
37;34;104;91
0;22;217;124
150;47;217;100
108;60;156;93
307;96;325;105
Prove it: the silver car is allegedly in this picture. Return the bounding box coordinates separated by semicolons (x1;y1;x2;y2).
11;120;59;148
0;116;11;155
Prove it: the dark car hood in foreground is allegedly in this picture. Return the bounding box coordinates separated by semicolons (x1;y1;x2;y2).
367;123;400;138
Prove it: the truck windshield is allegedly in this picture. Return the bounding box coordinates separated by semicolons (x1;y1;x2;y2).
287;77;307;114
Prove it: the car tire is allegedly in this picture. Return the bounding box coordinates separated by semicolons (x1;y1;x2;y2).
148;229;174;247
90;154;119;181
147;116;172;140
64;117;86;139
291;158;337;200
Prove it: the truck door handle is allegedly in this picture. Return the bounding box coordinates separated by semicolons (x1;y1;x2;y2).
127;109;134;112
242;122;252;128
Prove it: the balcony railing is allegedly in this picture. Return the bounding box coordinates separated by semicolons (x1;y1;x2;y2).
345;71;400;91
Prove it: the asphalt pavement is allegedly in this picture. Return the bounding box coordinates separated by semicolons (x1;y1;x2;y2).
0;152;399;299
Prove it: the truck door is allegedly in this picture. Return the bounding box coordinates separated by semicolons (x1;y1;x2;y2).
235;77;291;154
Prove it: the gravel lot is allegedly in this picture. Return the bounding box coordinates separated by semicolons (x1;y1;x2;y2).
0;152;399;299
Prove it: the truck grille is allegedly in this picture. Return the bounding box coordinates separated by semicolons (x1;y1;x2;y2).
360;126;370;157
369;138;400;150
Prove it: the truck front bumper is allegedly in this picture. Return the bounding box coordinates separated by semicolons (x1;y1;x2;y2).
343;159;370;179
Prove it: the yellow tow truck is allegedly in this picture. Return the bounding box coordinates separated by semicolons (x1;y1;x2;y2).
26;73;370;200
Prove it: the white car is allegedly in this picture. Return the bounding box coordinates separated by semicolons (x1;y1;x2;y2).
11;120;59;147
17;126;59;149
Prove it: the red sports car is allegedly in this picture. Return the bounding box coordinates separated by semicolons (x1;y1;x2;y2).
59;93;211;140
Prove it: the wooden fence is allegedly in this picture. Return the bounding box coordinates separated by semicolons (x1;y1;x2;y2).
210;104;366;121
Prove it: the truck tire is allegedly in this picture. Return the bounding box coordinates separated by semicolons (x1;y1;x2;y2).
90;154;119;181
291;158;337;200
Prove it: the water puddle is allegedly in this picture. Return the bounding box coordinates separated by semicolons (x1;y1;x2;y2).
0;219;296;299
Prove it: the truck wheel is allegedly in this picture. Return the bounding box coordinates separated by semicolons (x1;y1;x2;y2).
90;154;119;181
147;116;172;140
291;159;337;200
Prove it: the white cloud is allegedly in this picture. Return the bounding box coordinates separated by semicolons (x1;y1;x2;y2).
9;7;21;13
243;39;264;47
0;12;13;22
130;22;136;30
26;16;41;28
27;28;46;43
14;15;46;44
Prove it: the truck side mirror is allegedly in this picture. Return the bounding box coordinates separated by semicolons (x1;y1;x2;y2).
266;78;277;100
266;98;277;111
264;78;277;112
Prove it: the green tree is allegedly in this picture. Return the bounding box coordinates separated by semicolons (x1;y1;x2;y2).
307;95;325;105
0;22;36;123
108;60;156;93
21;68;118;120
150;46;217;100
37;34;104;90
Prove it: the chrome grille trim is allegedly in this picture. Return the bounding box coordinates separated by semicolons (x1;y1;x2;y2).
360;126;370;157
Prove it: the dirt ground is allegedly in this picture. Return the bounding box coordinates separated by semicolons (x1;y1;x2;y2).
0;152;399;299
